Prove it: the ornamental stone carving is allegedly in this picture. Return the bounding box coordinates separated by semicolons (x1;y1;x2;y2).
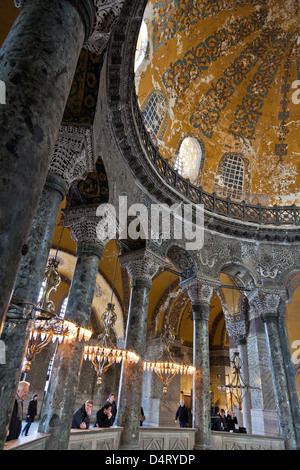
85;0;126;54
64;204;109;250
49;125;95;187
180;277;219;307
247;287;288;320
119;249;163;282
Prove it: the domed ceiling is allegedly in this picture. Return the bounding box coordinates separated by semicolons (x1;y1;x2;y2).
136;0;300;206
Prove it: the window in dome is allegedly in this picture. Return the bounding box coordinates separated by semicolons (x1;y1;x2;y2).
142;89;168;141
217;154;245;201
174;137;203;184
135;20;148;72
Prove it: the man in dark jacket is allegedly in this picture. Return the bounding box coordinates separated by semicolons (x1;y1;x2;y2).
22;394;38;436
7;381;29;441
94;403;112;428
211;406;224;431
71;400;93;429
103;393;117;425
175;399;189;428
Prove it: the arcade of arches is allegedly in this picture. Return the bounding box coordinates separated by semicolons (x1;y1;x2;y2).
0;0;300;452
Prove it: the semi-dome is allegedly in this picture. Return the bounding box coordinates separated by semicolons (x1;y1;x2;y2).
136;0;300;206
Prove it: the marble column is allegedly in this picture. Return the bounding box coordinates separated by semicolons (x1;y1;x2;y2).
0;125;95;450
236;337;252;434
278;316;300;447
0;0;95;334
116;250;161;450
181;278;217;450
38;207;105;450
255;289;298;450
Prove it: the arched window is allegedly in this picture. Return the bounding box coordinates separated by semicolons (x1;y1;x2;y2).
217;153;245;201
142;90;168;141
174;136;203;184
135;20;148;72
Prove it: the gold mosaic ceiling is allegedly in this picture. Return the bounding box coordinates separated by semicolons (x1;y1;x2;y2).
136;0;300;206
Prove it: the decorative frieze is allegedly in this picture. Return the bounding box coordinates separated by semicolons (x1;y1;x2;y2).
85;0;126;54
50;125;95;187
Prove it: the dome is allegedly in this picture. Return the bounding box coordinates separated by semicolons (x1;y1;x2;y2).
136;0;300;206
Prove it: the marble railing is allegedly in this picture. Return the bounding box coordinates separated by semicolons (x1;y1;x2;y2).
68;426;123;450
139;427;197;450
3;433;49;450
3;427;285;451
211;431;285;450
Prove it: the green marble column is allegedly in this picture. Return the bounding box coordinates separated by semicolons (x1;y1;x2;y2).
38;240;104;450
0;0;95;334
181;278;217;450
0;173;67;450
262;311;298;450
116;250;160;450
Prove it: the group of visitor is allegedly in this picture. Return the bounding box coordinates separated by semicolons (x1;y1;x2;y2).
71;393;117;429
211;406;239;432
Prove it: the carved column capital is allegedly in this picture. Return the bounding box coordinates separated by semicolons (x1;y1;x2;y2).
64;204;107;252
49;125;95;188
248;287;288;320
119;249;162;285
85;0;125;54
180;277;219;308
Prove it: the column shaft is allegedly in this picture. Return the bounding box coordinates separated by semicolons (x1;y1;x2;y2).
0;174;67;450
263;315;298;449
38;241;103;450
117;278;152;450
192;304;211;450
0;0;90;333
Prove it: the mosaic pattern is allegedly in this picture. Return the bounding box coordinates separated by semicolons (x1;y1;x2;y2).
229;31;291;141
70;157;109;206
275;44;293;161
190;27;288;139
63;49;104;125
152;0;268;52
162;9;268;100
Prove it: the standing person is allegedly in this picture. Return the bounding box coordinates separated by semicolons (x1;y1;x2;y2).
22;394;38;436
94;403;112;428
226;409;238;432
6;381;30;441
211;406;222;431
175;399;189;428
71;400;93;429
103;393;117;425
219;409;227;431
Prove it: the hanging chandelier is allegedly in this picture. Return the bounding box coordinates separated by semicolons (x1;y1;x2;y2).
22;255;92;373
84;254;140;385
217;352;259;410
144;273;195;394
144;323;195;394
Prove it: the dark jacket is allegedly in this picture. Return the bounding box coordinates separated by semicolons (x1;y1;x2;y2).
6;399;23;441
26;399;38;423
226;414;238;431
95;407;112;428
71;404;91;429
175;405;189;425
103;400;117;425
211;413;223;431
